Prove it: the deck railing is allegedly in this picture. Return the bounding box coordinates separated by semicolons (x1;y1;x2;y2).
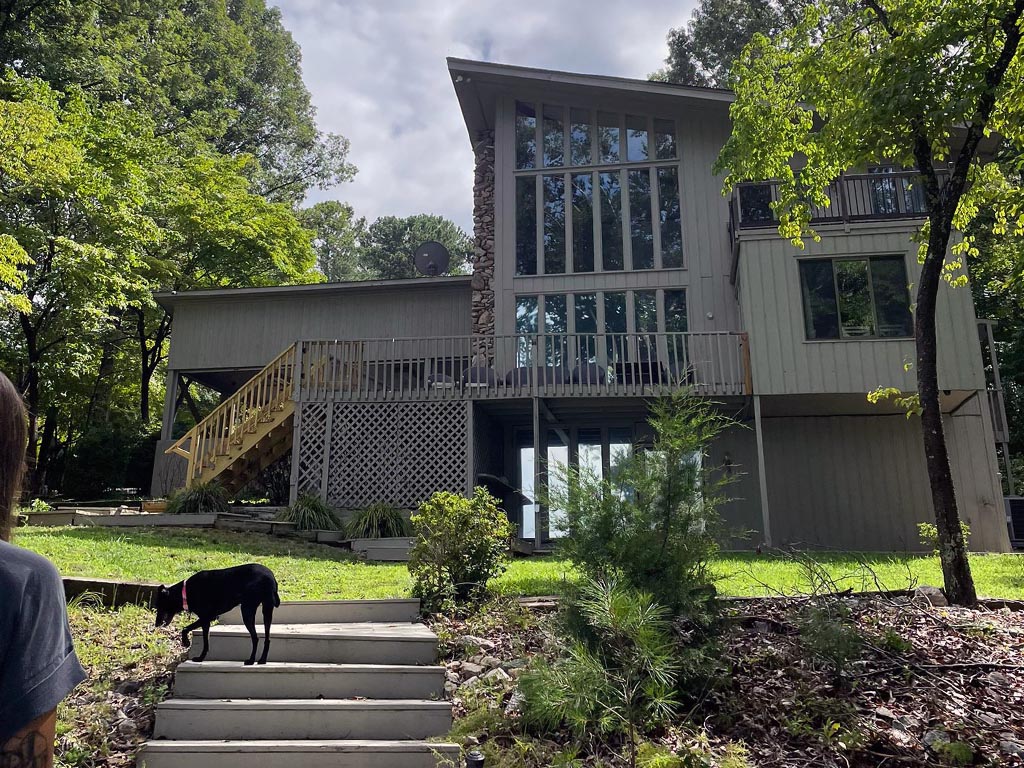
298;331;751;402
729;170;945;234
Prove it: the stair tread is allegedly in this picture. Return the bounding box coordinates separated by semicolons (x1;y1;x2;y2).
207;622;435;640
159;698;451;710
177;661;440;673
140;740;460;752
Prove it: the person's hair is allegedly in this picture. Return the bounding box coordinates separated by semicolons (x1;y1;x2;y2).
0;372;28;542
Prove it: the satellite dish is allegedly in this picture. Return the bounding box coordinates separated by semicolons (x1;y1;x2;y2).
413;241;450;277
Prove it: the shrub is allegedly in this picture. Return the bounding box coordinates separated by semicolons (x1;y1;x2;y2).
519;578;679;768
918;520;970;554
277;493;342;531
346;502;410;539
797;604;863;676
547;390;734;620
165;481;230;515
408;487;513;611
62;423;152;499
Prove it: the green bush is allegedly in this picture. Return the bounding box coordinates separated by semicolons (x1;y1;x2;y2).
277;493;342;531
346;502;410;538
166;481;230;515
798;604;863;676
520;578;679;767
62;423;153;499
917;520;970;554
547;391;733;620
408;487;513;611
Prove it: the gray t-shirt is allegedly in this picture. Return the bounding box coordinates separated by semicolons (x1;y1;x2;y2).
0;540;86;742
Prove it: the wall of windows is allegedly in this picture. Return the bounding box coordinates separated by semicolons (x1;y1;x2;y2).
514;101;684;276
798;256;913;340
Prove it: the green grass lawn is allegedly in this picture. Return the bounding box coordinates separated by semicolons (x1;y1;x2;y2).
17;525;1024;599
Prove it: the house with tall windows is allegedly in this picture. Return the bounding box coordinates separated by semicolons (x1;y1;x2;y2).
152;59;1012;552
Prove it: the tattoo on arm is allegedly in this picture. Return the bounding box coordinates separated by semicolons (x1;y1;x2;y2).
1;710;55;768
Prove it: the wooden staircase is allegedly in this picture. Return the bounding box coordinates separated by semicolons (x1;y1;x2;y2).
166;344;298;494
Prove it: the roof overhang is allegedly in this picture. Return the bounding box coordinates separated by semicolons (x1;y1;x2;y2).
447;57;735;145
155;275;472;314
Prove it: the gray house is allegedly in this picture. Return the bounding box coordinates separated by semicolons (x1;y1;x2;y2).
154;59;1012;552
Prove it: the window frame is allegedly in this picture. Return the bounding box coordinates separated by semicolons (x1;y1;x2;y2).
512;102;684;276
798;255;914;342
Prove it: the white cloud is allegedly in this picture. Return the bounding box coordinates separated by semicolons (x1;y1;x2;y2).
278;0;694;232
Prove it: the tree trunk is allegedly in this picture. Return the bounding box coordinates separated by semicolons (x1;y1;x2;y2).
916;224;977;606
18;314;41;495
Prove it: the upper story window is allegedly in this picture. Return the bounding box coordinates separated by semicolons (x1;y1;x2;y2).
514;101;683;276
799;256;913;340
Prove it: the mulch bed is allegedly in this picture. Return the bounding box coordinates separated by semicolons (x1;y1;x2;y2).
436;592;1024;767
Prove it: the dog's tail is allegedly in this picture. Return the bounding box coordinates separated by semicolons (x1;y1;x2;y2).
274;589;281;608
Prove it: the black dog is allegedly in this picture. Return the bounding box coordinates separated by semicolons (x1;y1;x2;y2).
154;563;280;665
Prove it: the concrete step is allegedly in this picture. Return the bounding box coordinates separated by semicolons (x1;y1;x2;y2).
217;599;420;625
193;622;437;665
173;661;444;700
137;740;461;768
152;699;453;741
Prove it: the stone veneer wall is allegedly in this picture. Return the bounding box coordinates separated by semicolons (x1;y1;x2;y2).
471;131;495;350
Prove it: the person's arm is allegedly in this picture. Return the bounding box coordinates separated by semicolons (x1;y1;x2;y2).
0;709;55;768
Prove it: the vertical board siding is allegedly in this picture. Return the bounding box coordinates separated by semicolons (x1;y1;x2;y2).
168;284;472;371
711;425;764;547
763;414;1009;552
738;230;984;395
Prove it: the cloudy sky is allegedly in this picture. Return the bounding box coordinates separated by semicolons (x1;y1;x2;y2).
277;1;694;232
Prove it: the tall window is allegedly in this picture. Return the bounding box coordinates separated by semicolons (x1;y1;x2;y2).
799;256;912;340
515;103;683;275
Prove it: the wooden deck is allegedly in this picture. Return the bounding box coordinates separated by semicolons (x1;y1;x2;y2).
298;332;751;402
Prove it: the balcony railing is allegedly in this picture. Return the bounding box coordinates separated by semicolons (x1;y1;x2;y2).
297;332;751;402
729;169;944;235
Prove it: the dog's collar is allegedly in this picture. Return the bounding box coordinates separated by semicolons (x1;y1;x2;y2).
181;579;189;612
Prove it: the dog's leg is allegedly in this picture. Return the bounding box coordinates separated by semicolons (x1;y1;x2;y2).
195;621;211;662
241;603;259;665
180;619;202;650
258;599;274;664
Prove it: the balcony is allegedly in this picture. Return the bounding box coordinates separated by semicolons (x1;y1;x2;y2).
728;170;943;257
297;332;751;403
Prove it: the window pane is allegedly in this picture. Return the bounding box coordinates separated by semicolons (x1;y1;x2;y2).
870;256;913;337
543;174;566;274
658;167;683;268
515;176;537;275
570;108;591;166
599;172;623;270
799;260;840;339
604;291;627;362
834;259;875;337
869;166;899;215
634;290;657;331
543;105;564;167
629;169;654;270
516;295;538;366
598;112;620;163
665;290;687;332
572;173;594;272
654;118;676;160
626;115;648;161
578;428;603;479
515;101;536;170
574;292;598;363
544;294;567;367
516;295;538;334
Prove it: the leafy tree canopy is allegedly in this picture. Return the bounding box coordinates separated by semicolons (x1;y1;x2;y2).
300;201;365;282
359;214;472;280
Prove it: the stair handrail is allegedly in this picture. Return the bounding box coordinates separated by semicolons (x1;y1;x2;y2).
165;342;298;485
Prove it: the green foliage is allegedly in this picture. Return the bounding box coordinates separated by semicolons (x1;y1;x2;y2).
867;386;922;418
166;481;230;516
360;214;473;280
519;578;679;767
933;740;974;765
278;493;342;531
301;201;365;282
408;487;513;611
346;502;410;539
549;391;734;619
918;520;970;554
62;423;152;499
636;743;686;767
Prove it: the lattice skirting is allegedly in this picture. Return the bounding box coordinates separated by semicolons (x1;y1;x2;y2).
294;400;468;509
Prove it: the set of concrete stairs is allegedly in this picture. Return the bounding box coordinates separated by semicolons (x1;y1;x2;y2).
138;599;460;768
